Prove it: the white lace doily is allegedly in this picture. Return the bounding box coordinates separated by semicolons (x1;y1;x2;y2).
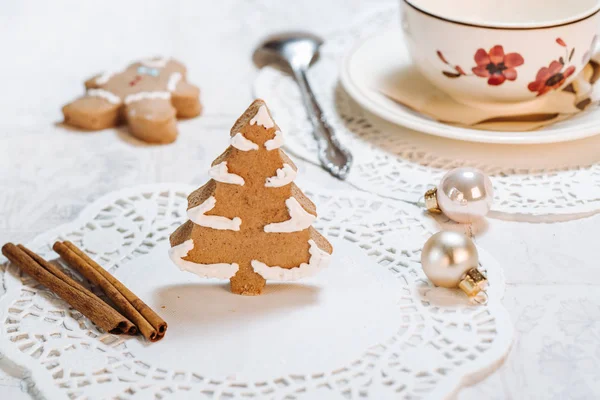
254;9;600;218
0;184;512;399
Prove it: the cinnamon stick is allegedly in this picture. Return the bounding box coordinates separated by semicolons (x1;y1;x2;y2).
18;245;89;293
53;241;158;341
64;241;167;336
2;243;136;335
53;241;167;341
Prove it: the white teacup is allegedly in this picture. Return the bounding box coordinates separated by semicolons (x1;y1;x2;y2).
401;0;600;108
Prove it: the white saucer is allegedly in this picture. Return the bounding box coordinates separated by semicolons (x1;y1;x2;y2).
340;27;600;144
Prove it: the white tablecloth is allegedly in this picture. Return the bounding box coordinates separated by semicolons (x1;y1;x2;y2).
1;0;599;398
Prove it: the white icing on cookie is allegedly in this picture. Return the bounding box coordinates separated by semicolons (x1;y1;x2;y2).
231;133;259;151
141;57;169;68
169;239;239;279
250;105;275;129
209;162;245;186
264;197;315;233
264;130;284;150
87;89;121;105
95;57;168;85
251;239;330;281
265;164;296;188
188;196;242;231
95;71;116;85
124;91;171;105
167;72;182;92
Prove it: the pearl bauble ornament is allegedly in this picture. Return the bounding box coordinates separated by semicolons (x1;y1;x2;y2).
421;231;487;296
424;167;494;223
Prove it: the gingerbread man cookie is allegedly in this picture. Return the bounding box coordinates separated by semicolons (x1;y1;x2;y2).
63;57;201;144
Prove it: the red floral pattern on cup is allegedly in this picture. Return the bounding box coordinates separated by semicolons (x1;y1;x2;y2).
437;37;587;96
471;46;524;85
437;46;524;86
528;38;577;96
528;62;576;96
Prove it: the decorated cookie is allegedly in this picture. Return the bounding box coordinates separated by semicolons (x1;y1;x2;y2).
62;57;201;144
168;99;333;295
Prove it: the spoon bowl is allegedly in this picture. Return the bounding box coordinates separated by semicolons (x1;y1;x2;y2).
254;32;323;71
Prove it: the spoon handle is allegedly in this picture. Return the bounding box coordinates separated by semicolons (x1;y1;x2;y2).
292;68;352;180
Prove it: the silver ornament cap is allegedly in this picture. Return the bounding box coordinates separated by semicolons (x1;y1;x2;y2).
421;231;487;297
425;167;494;223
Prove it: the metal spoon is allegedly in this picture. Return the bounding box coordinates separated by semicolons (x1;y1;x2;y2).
254;32;353;180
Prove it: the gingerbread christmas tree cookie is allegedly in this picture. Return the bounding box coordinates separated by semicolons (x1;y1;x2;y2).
62;57;201;144
169;99;333;295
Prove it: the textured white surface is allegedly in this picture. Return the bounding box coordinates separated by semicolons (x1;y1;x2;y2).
0;0;598;398
0;184;511;399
